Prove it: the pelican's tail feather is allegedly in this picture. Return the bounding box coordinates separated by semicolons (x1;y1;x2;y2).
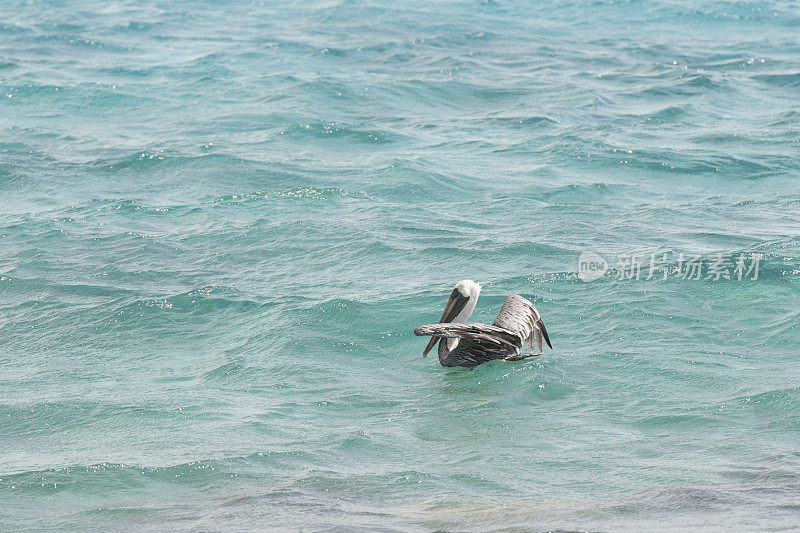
538;319;552;349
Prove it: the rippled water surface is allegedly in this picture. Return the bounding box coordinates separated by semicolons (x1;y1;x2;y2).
2;0;800;530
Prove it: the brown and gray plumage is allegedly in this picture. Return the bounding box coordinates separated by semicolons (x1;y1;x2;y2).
414;279;552;367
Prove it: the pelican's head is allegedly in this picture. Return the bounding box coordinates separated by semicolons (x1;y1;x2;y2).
422;279;481;357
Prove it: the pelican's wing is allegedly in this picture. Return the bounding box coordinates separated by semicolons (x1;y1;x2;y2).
413;322;522;350
492;294;552;352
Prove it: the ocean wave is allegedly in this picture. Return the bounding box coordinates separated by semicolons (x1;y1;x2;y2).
4;0;800;529
753;72;800;87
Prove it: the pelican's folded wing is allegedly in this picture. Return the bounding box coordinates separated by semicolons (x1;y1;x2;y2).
492;294;552;352
413;322;522;350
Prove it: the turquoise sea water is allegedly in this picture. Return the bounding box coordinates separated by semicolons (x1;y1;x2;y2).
2;0;800;530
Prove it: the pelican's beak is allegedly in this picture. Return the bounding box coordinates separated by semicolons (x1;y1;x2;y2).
422;289;470;357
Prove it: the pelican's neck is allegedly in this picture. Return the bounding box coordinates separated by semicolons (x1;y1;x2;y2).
442;288;479;358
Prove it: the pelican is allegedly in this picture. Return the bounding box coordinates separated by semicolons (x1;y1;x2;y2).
414;280;552;367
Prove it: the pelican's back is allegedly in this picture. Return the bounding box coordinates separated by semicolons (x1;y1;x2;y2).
493;294;537;332
493;294;551;353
